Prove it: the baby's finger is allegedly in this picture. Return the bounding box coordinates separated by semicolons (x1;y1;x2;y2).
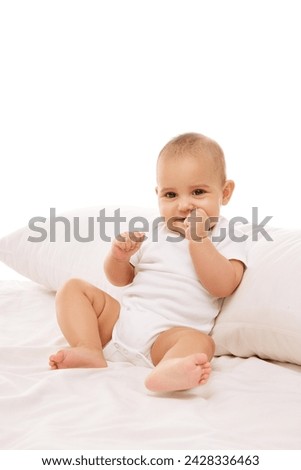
191;207;208;218
116;232;128;243
128;231;145;242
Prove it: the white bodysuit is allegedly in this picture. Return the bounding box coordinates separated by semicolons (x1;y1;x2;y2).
104;217;248;367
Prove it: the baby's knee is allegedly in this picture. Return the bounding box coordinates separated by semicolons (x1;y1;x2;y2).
181;328;215;358
188;328;215;354
56;278;86;300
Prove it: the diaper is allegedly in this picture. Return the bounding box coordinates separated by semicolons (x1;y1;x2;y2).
103;339;154;368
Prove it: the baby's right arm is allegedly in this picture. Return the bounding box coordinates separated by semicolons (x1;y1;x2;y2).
104;232;144;286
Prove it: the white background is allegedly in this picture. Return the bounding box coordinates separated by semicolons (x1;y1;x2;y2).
1;0;300;279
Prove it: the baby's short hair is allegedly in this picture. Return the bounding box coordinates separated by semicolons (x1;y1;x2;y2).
158;132;227;184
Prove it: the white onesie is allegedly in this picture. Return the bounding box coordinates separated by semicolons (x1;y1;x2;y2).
105;217;248;367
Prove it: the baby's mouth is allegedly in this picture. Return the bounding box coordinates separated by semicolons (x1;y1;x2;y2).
171;217;186;224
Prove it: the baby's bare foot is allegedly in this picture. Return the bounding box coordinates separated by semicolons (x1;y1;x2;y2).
49;346;107;370
145;353;211;392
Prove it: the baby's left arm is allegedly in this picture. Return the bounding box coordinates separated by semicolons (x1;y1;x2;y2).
189;237;245;298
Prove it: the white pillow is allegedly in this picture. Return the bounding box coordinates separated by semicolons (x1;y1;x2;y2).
0;206;157;297
212;226;301;365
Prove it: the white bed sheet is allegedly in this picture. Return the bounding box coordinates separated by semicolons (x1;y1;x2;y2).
0;280;301;450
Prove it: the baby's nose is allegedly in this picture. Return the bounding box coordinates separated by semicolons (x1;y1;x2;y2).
178;198;194;212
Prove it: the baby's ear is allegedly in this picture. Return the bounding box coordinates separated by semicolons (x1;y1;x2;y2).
222;180;235;205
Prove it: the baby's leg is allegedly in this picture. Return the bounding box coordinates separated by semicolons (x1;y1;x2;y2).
145;327;215;392
49;278;120;369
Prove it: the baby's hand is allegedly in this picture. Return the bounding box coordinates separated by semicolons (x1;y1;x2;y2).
111;231;145;261
184;208;215;241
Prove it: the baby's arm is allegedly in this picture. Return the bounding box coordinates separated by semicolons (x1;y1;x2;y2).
189;238;244;298
185;209;245;298
104;232;144;286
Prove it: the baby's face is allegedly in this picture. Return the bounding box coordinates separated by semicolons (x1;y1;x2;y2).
156;152;233;234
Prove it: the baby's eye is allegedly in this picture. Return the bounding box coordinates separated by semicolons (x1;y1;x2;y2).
165;192;177;198
192;188;206;196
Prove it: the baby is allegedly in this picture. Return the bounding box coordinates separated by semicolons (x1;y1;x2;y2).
49;132;248;392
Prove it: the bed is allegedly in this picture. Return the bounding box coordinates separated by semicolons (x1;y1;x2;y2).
1;205;301;450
